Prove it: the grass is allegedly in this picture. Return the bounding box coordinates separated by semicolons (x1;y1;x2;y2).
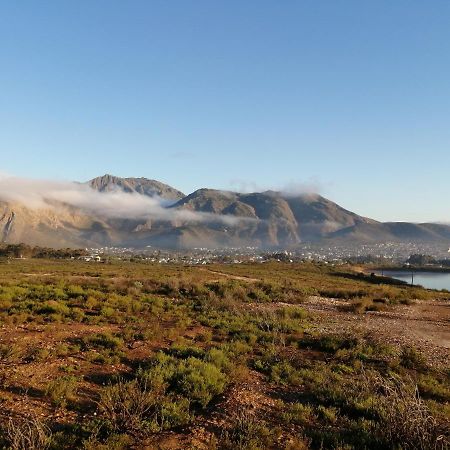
0;258;448;449
4;417;51;450
220;408;280;450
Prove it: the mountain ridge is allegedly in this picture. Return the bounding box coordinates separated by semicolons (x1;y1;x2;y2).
88;174;185;201
0;175;449;249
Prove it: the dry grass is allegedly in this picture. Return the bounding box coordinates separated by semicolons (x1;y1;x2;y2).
5;417;51;450
370;374;449;450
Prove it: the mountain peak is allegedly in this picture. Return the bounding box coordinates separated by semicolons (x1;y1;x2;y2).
88;175;185;201
2;175;449;249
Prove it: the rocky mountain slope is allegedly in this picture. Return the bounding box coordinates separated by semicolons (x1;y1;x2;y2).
88;174;185;201
0;201;113;248
0;175;449;249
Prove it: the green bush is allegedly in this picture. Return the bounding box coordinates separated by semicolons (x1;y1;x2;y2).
45;376;78;408
281;402;316;426
83;333;123;351
300;334;359;353
166;344;205;360
27;346;52;362
205;348;231;372
172;357;226;407
417;374;450;402
400;346;427;370
138;351;227;408
316;405;338;424
35;300;71;317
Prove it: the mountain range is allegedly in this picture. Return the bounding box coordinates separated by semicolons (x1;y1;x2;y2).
1;174;449;249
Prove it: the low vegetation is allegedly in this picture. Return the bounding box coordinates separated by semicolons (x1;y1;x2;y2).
0;259;448;449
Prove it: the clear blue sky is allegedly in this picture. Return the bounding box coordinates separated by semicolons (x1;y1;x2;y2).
1;1;449;222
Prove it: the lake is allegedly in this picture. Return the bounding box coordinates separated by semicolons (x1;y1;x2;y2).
380;270;450;291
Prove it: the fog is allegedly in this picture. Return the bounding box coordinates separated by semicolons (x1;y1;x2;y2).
0;175;244;225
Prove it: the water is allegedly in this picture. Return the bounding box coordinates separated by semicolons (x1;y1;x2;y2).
380;270;450;291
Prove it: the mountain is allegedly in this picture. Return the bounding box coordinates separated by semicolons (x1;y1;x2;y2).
170;189;375;244
1;175;449;249
170;189;300;247
328;221;450;244
88;174;185;201
0;201;116;248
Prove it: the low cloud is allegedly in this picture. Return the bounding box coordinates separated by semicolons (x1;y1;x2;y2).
278;179;323;197
0;175;244;225
228;178;323;196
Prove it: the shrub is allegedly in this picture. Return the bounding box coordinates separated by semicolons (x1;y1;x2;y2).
220;409;277;450
300;334;359;353
205;348;231;372
86;349;123;365
139;352;227;408
45;376;78;408
27;346;51;362
166;344;205;360
68;307;85;322
319;288;367;299
255;309;304;334
5;417;51;450
83;432;133;450
98;379;161;435
54;343;70;357
172;357;227;407
269;360;299;385
100;306;117;320
66;285;86;299
0;343;23;362
35;300;71;317
99;351;227;435
370;375;449;449
400;346;427;370
83;333;123;351
348;297;387;314
157;397;192;430
417;374;450;402
316;405;338;424
98;378;191;436
282;402;316;426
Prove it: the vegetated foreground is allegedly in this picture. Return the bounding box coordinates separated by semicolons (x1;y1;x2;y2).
0;260;448;450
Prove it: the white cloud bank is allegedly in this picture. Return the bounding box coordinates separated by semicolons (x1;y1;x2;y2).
0;175;242;225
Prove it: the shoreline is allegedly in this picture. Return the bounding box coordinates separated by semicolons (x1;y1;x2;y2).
372;266;450;274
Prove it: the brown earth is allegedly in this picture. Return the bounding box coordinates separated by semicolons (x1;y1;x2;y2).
300;296;450;369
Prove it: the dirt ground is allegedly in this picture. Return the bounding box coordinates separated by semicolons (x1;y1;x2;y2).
301;296;450;369
205;268;450;368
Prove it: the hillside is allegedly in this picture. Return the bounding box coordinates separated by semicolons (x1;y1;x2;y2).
0;175;449;249
0;201;114;248
88;174;185;201
328;221;450;244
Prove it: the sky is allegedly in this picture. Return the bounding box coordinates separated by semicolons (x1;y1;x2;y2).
0;1;449;223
